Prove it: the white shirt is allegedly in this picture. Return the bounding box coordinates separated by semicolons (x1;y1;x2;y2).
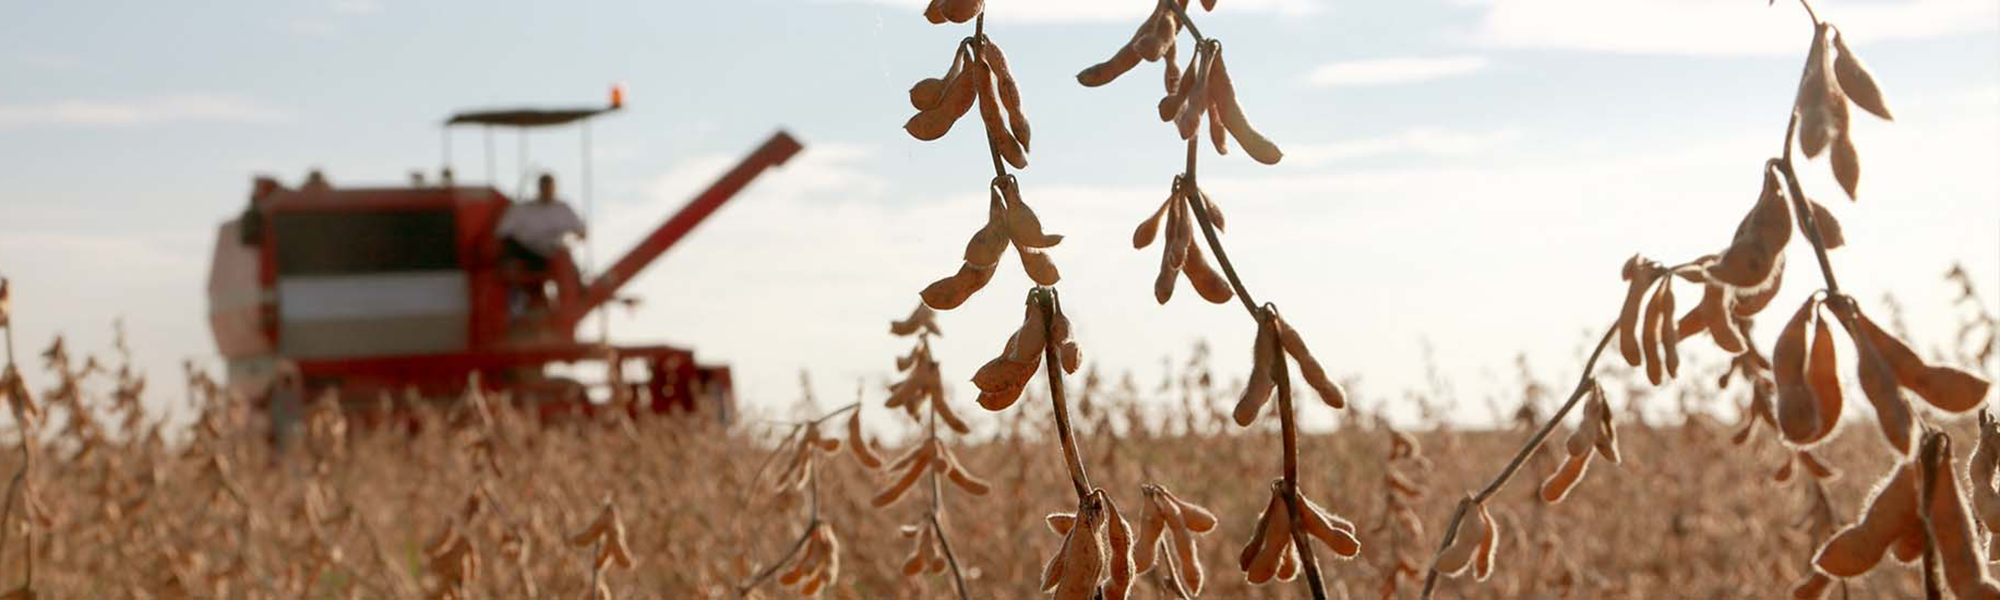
497;199;586;257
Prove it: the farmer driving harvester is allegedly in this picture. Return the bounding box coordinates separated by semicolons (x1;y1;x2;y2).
498;173;587;317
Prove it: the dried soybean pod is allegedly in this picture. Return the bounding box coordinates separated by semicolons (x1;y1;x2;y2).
1000;180;1062;249
979;39;1032;152
1240;486;1279;571
1641;280;1668;385
1618;256;1657;367
1173;45;1214;140
904;52;981;141
1246;490;1292;584
1709;166;1793;287
1078;44;1142;87
1234;318;1278;426
1163;489;1218;532
1169;518;1205;593
1659;279;1681;377
1133;196;1171;249
1795;24;1839;158
845;410;881;469
1471;503;1498;580
872;456;931;507
945;461;991;495
1702;283;1746;352
940;0;982;23
1540;453;1590;504
919;261;996;310
1856;312;1991;413
1019;247;1061;286
910;48;964;110
1155;193;1190;304
1041;523;1073;592
1134;497;1167;572
1198;188;1226;231
1105;496;1137;600
1830;132;1860;200
973;62;1028;170
1923;438;2000;598
1734;255;1786;317
1163;42;1180;94
923;0;947;23
1433;497;1484;576
1808;199;1846;248
1047;512;1078;535
1773;299;1820;445
1278;317;1346;409
1183;242;1235;304
1830;27;1893;121
1012;303;1050;362
1056;505;1107;600
1793;572;1834;600
1159;50;1200;122
1815;464;1918;576
1805;314;1844;443
1207;49;1283;165
932;393;972;435
1854;328;1916;455
1208;96;1230;154
1300;495;1361;557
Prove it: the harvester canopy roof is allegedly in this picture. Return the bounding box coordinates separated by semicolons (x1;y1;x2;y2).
445;106;618;128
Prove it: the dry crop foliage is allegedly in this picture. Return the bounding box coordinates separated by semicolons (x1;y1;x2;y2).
868;304;981;598
899;0;1360;597
1415;2;1996;598
738;383;866;599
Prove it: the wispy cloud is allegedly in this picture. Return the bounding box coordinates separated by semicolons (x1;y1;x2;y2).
1469;0;1997;56
1285;126;1522;165
0;94;291;129
1304;55;1489;87
825;0;1320;24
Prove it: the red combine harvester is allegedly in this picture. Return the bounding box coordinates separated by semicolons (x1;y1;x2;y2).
205;93;801;428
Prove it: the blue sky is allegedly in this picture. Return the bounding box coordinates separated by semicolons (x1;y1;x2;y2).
1;0;1995;427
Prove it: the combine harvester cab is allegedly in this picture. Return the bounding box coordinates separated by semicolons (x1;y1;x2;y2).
206;93;801;430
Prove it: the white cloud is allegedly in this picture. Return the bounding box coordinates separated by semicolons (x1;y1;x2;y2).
826;0;1321;24
1284;126;1522;164
0;94;291;129
1471;0;1997;56
1303;55;1490;87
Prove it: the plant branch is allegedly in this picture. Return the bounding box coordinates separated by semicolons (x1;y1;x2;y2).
1035;288;1094;501
925;394;971;600
1270;339;1329;599
1421;323;1618;599
1183;138;1260;316
738;430;828;598
1771;117;1841;296
1161;0;1208;46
